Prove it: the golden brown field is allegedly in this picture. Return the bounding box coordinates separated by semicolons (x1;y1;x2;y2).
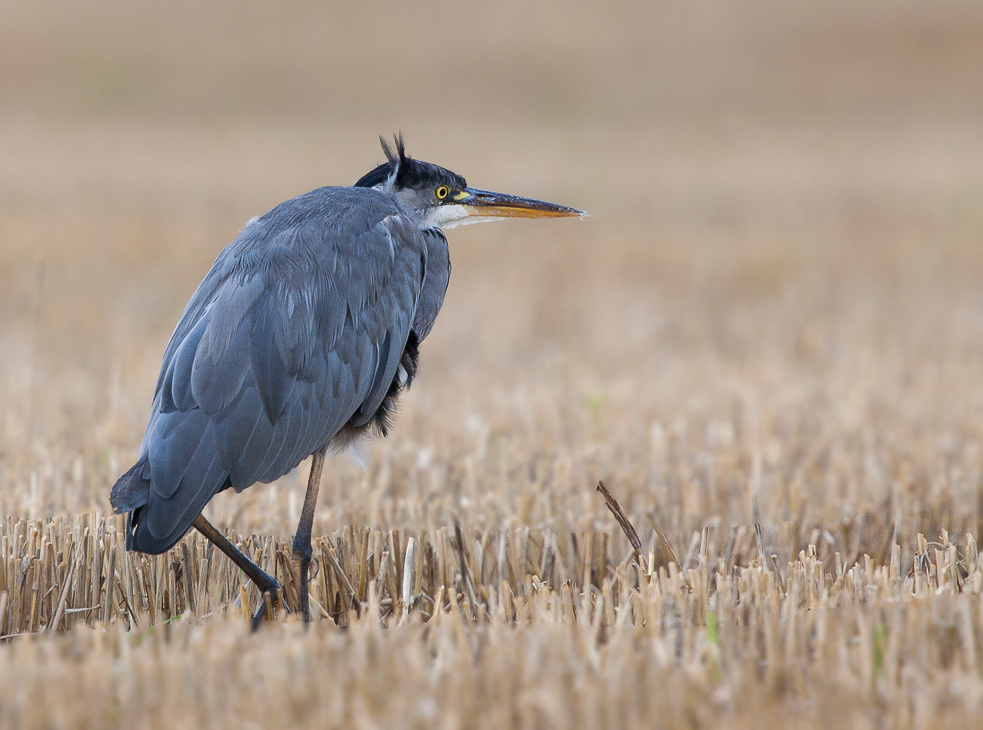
2;1;983;727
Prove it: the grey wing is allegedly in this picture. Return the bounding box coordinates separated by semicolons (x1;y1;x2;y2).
412;229;451;343
117;203;427;553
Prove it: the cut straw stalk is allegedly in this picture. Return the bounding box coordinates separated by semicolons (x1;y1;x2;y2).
596;480;681;574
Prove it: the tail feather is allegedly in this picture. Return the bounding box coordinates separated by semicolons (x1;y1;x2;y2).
110;460;155;553
113;462;235;556
110;460;150;514
111;457;214;555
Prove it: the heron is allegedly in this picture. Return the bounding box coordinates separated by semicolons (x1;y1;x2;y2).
110;135;584;626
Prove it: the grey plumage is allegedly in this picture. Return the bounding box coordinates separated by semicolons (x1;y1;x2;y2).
113;186;449;552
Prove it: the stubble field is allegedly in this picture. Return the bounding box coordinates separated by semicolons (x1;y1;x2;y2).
2;1;983;727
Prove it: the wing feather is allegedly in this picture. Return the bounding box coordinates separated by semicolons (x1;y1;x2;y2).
161;316;209;413
211;387;264;472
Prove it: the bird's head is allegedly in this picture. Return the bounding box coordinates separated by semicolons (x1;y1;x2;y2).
354;135;586;230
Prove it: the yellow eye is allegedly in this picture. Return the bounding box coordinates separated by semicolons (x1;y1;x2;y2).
435;186;449;200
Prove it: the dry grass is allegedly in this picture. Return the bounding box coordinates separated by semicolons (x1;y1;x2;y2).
2;510;983;728
0;506;977;637
3;0;983;727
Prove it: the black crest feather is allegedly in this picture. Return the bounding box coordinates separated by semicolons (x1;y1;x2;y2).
354;132;408;188
380;133;407;168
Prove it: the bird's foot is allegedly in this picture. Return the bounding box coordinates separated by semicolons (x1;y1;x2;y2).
249;575;291;632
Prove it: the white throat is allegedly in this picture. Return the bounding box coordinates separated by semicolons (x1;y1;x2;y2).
417;204;505;231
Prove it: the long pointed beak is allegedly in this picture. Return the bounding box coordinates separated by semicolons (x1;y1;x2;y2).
457;187;587;220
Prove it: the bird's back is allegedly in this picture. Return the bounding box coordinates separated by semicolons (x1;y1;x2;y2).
111;186;451;553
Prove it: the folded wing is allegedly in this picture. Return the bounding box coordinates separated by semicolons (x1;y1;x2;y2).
112;191;429;553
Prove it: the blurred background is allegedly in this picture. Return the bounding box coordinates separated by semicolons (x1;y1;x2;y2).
2;0;982;537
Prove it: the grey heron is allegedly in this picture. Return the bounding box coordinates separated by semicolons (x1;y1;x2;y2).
111;135;585;625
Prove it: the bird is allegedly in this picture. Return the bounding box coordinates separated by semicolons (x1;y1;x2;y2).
110;135;585;626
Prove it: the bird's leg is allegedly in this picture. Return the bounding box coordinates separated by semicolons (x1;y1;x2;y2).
293;446;327;623
191;513;289;631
